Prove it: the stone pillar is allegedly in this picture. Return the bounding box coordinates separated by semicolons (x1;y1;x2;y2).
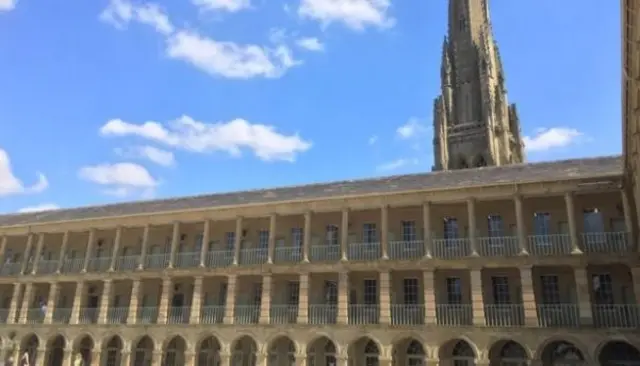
19;234;34;274
514;195;529;255
62;348;72;366
98;279;112;324
151;350;163;366
7;283;22;324
18;282;34;324
422;202;433;258
259;274;271;324
108;226;123;271
336;357;348;366
470;268;485;325
127;279;141;324
297;273;309;324
337;271;349;324
200;220;211;267
467;199;479;256
621;189;637;251
295;355;307;366
120;351;131;366
256;353;267;366
138;224;150;270
0;235;6;261
81;229;96;272
44;282;59;324
168;221;180;268
423;270;436;324
564;192;582;254
35;348;46;366
70;281;85;324
223;275;237;324
219;353;231;366
340;208;349;261
190;276;203;324
379;271;391;323
56;231;69;273
267;214;276;264
31;233;45;274
303;211;311;262
519;266;538;326
631;267;640;305
157;278;172;324
233;217;242;265
381;205;389;259
573;266;593;325
185;351;196;366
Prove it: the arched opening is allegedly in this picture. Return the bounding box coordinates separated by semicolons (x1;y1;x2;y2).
20;334;39;366
73;335;94;366
231;336;257;366
101;336;123;366
392;338;425;366
598;341;640;365
306;337;336;366
439;339;475;366
197;336;221;366
268;337;296;366
474;155;487;168
540;341;585;365
458;157;468;169
488;340;528;366
46;335;65;366
348;337;379;366
162;336;186;366
132;336;154;366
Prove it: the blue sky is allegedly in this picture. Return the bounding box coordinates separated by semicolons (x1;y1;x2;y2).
0;0;621;213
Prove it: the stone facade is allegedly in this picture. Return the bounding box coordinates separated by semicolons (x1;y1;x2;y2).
432;0;525;171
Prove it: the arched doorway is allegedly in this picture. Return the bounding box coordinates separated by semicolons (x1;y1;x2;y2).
348;338;379;366
267;337;296;366
46;335;65;366
162;336;186;366
540;341;585;365
73;335;94;366
231;336;257;366
20;334;39;366
392;339;425;366
197;336;221;366
598;341;640;365
132;336;154;366
439;339;476;366
488;340;528;366
306;337;337;366
101;336;123;366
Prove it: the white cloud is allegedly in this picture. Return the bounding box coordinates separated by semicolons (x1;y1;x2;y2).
296;37;324;52
396;118;426;139
100;0;174;35
0;149;48;197
192;0;250;12
18;203;60;213
376;158;418;172
115;146;176;166
368;135;378;145
523;127;584;152
298;0;394;31
100;115;312;162
0;0;16;12
78;162;158;197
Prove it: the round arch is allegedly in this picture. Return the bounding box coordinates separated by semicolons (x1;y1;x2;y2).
132;335;155;366
539;340;586;365
162;336;187;366
597;341;640;365
45;335;66;366
20;333;40;366
347;337;381;366
306;336;338;366
197;335;222;366
72;334;94;366
267;336;296;366
231;335;258;366
392;337;426;366
488;340;529;365
438;339;476;364
101;335;124;366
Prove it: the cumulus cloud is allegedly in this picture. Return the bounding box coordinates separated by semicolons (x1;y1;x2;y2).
298;0;394;31
296;37;325;51
78;162;158;198
0;149;48;197
192;0;251;12
523;127;584;152
0;0;16;12
115;146;176;167
18;203;60;213
396;118;427;139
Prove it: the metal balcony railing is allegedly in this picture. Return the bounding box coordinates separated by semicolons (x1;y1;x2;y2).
174;252;200;268
0;308;8;323
527;234;572;256
592;304;640;328
26;308;45;324
167;306;191;324
37;259;59;274
273;247;303;264
270;305;298;324
0;262;22;276
205;250;234;268
308;304;337;324
234;305;260;324
79;308;99;324
348;304;379;325
348;242;381;261
582;232;629;254
391;304;425;325
107;307;129;324
88;256;111;272
478;236;520;257
388;241;424;260
52;308;71;324
432;239;471;259
137;307;158;324
115;255;139;271
536;304;580;327
200;305;225;324
309;244;340;262
435;304;473;326
145;253;170;269
61;258;84;273
239;249;268;266
484;304;525;327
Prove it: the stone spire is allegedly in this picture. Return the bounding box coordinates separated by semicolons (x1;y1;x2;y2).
432;0;525;171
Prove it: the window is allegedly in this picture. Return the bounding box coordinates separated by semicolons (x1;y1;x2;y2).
218;283;228;306
487;215;504;237
540;275;560;304
363;279;378;305
491;276;511;304
292;228;303;248
401;221;417;242
583;208;604;233
194;234;203;254
363;223;378;244
225;232;235;251
326;225;339;246
403;278;419;305
258;230;269;249
444;218;459;239
592;273;614;304
287;282;300;305
324;281;337;304
252;283;262;305
533;213;551;235
445;277;462;304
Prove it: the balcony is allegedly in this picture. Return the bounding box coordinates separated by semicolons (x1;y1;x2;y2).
270;304;298;324
79;307;99;324
205;250;234;268
234;304;260;324
536;304;580;327
527;234;572;256
115;255;138;271
309;244;340;262
107;307;128;324
239;248;267;266
26;308;45;324
274;246;302;264
37;259;58;274
388;241;424;260
200;305;225;324
582;232;630;254
174;252;199;269
52;308;71;324
0;308;8;323
478;237;519;257
137;307;158;324
348;242;381;261
61;258;83;273
432;238;471;259
167;306;191;324
0;262;21;276
391;304;425;325
436;304;473;326
87;256;110;272
145;253;170;270
308;304;337;324
592;304;640;328
348;304;379;325
484;304;525;327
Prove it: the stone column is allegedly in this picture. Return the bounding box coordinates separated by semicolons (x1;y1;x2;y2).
44;282;59;324
297;273;309;324
69;281;85;324
621;189;637;251
7;283;22;324
381;205;389;259
56;231;69;273
0;235;6;261
35;348;46;366
31;233;45;274
18;282;33;324
151;350;163;366
295;355;307;366
219;353;231;366
564;192;582;254
185;351;197;366
514;195;529;255
336;357;348;366
223;275;237;324
168;222;180;268
98;279;112;324
573;266;593;325
259;275;271;324
340;208;349;261
120;351;131;366
379;271;391;323
631;267;640;306
467;199;479;256
62;348;72;366
303;211;311;262
19;234;34;274
108;226;123;271
337;271;349;324
200;220;211;267
233;217;242;265
267;214;276;264
157;278;172;324
423;270;436;324
127;279;141;324
470;268;485;325
422;202;433;258
81;229;96;272
138;224;150;270
519;266;538;326
190;276;203;324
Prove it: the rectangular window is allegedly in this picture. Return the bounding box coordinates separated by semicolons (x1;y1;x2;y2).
224;232;235;251
444;218;458;239
363;223;377;244
326;225;339;246
533;213;551;235
258;230;269;249
287;281;300;305
401;221;417;242
291;227;303;248
491;276;511;304
324;281;337;304
540;275;560;304
592;273;614;304
487;215;504;237
583;209;604;233
445;277;462;304
403;278;419;305
363;279;378;305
